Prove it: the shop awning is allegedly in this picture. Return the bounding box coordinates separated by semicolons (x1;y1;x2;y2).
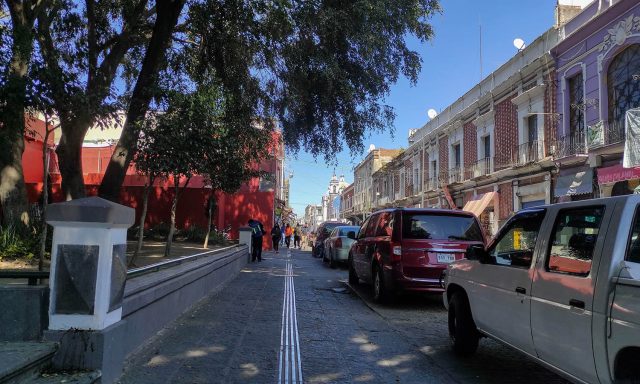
597;164;640;184
554;169;593;197
463;192;497;217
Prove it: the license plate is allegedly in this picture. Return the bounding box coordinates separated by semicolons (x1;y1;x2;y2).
436;253;456;264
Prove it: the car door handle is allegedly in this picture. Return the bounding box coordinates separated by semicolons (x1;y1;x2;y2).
569;299;585;309
515;287;526;294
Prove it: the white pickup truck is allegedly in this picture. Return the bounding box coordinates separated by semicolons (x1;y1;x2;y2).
444;195;640;384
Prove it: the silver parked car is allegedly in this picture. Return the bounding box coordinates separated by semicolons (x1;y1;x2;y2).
323;225;360;268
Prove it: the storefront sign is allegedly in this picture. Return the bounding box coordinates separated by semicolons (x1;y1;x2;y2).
597;164;640;184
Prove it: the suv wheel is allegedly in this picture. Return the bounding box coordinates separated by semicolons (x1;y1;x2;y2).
373;264;390;303
348;256;359;285
448;292;479;356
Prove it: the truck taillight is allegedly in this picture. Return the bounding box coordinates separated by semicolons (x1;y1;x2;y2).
335;238;342;248
392;244;402;262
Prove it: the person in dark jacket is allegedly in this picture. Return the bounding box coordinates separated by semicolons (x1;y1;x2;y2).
248;219;265;262
271;223;282;253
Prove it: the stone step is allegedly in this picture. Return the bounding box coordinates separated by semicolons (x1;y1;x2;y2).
32;371;101;384
0;342;57;384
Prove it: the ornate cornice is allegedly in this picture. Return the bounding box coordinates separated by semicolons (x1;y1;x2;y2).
600;14;640;53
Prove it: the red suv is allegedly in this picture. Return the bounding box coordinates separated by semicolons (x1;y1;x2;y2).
348;208;484;302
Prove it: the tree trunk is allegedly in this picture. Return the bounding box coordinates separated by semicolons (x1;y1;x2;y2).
56;124;87;200
99;0;186;201
129;176;153;266
164;178;179;257
203;192;214;249
0;0;36;227
38;121;52;271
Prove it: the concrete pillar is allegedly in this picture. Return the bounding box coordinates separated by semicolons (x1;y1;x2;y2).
238;227;253;262
46;196;134;331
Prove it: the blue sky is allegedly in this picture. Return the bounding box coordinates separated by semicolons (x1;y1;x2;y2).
287;0;558;217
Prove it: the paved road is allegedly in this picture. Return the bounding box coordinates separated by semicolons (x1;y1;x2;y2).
118;248;568;384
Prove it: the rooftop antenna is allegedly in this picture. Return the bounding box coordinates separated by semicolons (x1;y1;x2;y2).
479;22;483;81
427;109;438;120
513;38;526;51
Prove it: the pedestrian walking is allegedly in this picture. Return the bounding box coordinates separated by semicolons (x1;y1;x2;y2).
285;223;293;248
293;226;301;249
281;224;285;246
248;219;264;262
271;223;282;253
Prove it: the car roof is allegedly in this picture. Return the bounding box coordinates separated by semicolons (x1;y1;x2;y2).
517;195;640;214
371;207;475;217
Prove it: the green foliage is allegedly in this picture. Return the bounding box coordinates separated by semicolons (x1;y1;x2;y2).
189;0;441;161
0;223;41;261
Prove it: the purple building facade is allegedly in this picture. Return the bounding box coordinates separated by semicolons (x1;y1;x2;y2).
552;0;640;201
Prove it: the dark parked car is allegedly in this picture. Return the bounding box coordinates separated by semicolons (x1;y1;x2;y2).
312;221;343;258
348;208;484;302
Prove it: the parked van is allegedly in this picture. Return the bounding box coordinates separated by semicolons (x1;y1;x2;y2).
444;195;640;383
348;208;484;302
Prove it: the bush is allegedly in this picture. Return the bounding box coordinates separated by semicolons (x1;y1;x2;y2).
0;224;40;261
179;225;208;243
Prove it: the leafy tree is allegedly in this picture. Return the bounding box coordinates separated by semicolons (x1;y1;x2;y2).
35;0;155;199
98;0;440;199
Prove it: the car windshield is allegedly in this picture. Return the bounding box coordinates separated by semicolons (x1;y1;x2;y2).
338;226;359;236
402;213;483;241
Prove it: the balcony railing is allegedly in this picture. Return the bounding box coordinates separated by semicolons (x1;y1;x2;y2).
448;167;463;184
554;131;586;159
512;140;543;166
426;177;439;191
605;121;625;145
468;157;493;178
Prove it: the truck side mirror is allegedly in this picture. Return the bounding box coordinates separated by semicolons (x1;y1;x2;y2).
466;244;490;263
347;231;356;240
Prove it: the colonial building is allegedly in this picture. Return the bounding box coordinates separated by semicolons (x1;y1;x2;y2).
369;24;560;235
348;148;402;224
552;0;640;200
339;183;355;223
304;204;323;228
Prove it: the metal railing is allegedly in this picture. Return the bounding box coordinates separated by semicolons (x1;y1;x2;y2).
448;167;463;184
605;121;625;145
512;140;543;166
468;157;493;178
0;244;244;285
127;244;242;278
554;131;586;158
425;177;439;191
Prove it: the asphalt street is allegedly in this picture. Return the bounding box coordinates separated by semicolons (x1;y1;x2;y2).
118;248;569;384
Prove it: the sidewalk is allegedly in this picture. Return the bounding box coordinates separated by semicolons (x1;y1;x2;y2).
118;251;287;383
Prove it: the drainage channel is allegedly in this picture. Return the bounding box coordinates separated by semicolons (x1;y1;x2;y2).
277;250;303;384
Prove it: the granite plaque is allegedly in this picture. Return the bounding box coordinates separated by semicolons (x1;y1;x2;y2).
54;244;99;314
109;244;127;312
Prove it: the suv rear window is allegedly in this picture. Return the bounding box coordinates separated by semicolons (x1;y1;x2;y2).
402;213;483;241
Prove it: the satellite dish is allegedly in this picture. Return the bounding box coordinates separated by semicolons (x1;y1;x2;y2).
513;38;526;51
427;109;438;119
368;144;376;152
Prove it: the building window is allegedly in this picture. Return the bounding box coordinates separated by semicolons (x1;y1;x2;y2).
527;115;538;143
607;44;640;140
482;135;491;158
453;144;461;168
568;73;584;136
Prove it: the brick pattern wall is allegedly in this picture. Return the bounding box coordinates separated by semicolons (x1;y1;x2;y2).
423;152;429;187
544;72;558;155
494;97;518;169
439;136;448;181
404;158;413;196
498;182;513;220
463;122;477;172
